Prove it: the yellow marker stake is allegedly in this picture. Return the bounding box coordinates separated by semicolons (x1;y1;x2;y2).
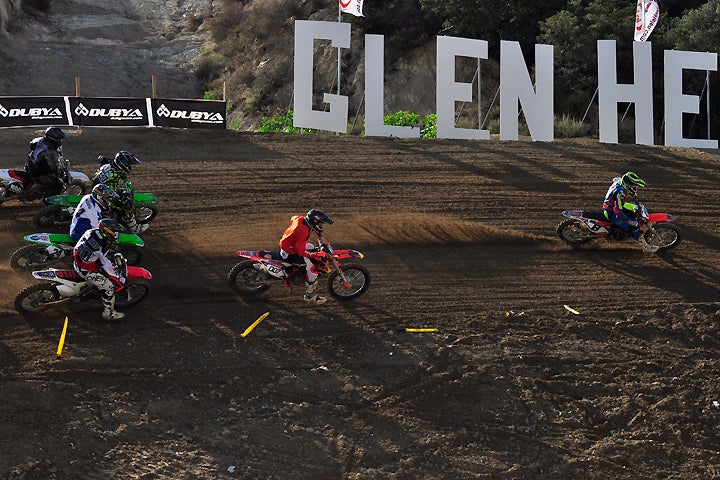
405;328;437;333
241;312;270;337
57;316;69;358
563;304;581;315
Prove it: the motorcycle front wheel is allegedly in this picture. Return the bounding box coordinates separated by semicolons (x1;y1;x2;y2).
327;264;370;300
135;205;158;224
557;219;595;246
33;204;72;229
228;261;271;296
645;223;682;251
15;283;61;313
115;279;151;309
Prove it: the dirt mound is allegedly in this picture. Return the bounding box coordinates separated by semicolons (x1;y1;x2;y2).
2;128;720;479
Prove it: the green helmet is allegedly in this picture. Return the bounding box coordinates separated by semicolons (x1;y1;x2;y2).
620;171;646;196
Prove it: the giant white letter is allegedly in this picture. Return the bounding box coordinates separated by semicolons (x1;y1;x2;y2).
597;40;654;145
436;36;489;140
293;20;350;133
499;41;554;141
664;50;717;149
365;34;419;137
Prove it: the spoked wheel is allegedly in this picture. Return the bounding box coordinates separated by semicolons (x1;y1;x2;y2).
327;265;370;300
66;182;88;196
115;279;151;309
14;283;61;314
135;205;158;224
118;246;143;266
33;204;72;229
645;223;682;252
10;244;61;270
228;261;271;296
556;219;594;246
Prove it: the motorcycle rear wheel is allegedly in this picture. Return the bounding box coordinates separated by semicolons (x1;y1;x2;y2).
327;264;370;300
10;244;60;269
15;283;61;313
228;261;271;296
557;219;594;246
33;204;71;229
115;278;151;309
645;223;682;251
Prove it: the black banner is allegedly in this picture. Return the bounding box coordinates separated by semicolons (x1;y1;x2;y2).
0;97;68;127
150;98;226;129
68;97;149;127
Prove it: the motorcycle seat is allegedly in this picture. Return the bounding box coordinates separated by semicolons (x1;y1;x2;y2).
259;250;283;260
582;210;610;222
55;269;84;281
8;169;30;185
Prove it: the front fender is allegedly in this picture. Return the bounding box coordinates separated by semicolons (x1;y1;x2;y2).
133;192;158;205
648;212;676;223
126;265;152;279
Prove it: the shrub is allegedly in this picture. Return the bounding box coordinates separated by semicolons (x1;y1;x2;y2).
420;114;437;138
554;114;590;138
258;110;317;134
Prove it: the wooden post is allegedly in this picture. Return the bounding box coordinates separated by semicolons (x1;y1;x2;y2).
223;81;226;101
152;75;157;99
75;77;81;133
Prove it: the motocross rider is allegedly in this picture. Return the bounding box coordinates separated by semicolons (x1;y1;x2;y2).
602;171;659;253
24;126;67;196
73;218;127;321
93;151;148;234
70;183;119;242
279;209;334;304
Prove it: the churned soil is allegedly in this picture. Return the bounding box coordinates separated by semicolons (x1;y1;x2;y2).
1;127;720;479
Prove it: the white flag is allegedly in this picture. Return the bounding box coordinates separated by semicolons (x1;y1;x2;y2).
634;0;659;42
340;0;364;17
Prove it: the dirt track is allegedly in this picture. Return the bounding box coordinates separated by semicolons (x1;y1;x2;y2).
2;127;720;479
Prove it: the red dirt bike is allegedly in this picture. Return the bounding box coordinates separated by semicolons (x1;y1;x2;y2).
228;236;370;300
14;254;152;314
557;202;681;251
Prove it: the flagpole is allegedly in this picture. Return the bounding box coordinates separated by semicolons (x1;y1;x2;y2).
337;3;341;98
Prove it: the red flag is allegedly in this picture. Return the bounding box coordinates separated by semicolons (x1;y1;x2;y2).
635;0;659;42
340;0;364;17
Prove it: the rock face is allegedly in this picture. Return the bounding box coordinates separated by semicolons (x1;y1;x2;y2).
0;0;216;99
0;0;20;32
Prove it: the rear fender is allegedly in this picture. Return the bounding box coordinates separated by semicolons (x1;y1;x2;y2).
126;265;152;280
44;194;82;206
236;250;271;261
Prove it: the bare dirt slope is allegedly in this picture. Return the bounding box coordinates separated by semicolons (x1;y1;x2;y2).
2;128;720;479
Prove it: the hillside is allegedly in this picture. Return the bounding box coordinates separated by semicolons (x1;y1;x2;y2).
1;128;720;478
0;0;213;98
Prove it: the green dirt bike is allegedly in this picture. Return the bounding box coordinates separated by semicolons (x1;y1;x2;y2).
33;190;158;229
10;232;144;269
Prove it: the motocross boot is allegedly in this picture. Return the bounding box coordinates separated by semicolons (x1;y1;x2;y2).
304;281;327;305
102;295;125;321
638;236;659;253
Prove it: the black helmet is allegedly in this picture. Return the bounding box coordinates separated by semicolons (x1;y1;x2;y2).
91;183;119;210
112;151;141;174
305;209;334;234
98;218;124;241
620;171;646;196
43;127;67;148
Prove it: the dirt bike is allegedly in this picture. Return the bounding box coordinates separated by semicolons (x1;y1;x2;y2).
10;231;144;269
557;202;681;251
228;236;370;301
33;190;158;229
0;154;91;204
14;253;152;314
